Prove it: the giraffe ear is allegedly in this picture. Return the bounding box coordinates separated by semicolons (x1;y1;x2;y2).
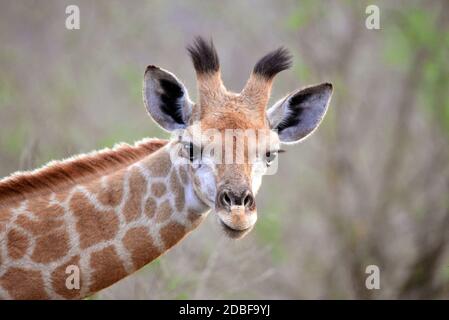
267;83;333;143
143;65;193;131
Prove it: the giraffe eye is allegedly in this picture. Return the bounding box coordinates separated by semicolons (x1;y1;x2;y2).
264;151;278;166
182;142;200;162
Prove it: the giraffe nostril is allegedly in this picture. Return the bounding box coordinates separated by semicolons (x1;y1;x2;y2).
243;190;254;209
223;193;231;206
218;189;254;210
219;190;232;209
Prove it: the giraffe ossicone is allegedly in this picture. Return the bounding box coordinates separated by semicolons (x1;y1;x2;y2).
0;37;333;299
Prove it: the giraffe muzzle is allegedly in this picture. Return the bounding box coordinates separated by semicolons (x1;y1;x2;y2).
215;187;257;238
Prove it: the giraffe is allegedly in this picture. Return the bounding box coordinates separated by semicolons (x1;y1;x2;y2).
0;37;333;299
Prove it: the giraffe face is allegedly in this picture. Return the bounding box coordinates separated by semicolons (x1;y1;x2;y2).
143;38;333;239
175;118;280;239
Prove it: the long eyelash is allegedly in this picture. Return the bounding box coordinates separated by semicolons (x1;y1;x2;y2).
277;149;286;153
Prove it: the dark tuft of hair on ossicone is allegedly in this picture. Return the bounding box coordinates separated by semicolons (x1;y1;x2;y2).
187;36;220;74
253;47;292;79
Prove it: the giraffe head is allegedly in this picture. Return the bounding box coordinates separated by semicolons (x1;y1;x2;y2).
143;37;332;239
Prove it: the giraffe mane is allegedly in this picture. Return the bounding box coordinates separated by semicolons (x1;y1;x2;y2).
0;138;168;206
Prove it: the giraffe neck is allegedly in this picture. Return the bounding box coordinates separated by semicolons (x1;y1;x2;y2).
0;142;210;299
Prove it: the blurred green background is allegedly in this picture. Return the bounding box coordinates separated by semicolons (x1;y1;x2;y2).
1;0;448;299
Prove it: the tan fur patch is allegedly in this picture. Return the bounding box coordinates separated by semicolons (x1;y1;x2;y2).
160;222;186;248
169;170;185;212
147;151;171;177
123;168;147;222
0;207;11;234
16;207;64;236
70;192;119;249
151;182;166;198
144;197;157;219
92;174;123;207
36;202;65;219
51;255;81;299
0;268;49;299
201;109;265;131
31;229;70;263
54;190;69;204
187;209;205;228
156;200;173;223
123;227;160;270
26;197;50;215
89;246;127;293
7;228;29;260
240;73;272;110
197;73;225;106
